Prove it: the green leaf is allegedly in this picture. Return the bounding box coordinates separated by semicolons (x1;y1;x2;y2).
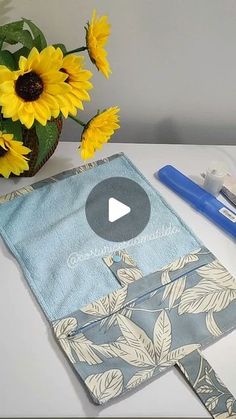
1;119;23;140
23;18;47;50
0;50;16;69
0;37;5;51
13;46;30;63
53;43;67;54
4;29;34;49
33;34;43;50
0;20;24;40
35;121;59;167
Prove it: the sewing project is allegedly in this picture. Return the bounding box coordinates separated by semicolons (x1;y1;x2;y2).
0;153;235;418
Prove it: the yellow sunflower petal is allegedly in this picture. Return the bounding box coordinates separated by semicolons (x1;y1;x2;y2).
0;45;69;128
86;10;112;78
0;66;17;82
80;107;120;160
51;53;93;118
18;111;35;129
0;132;31;178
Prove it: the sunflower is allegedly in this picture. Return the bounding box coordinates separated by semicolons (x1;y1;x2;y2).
0;131;31;178
86;10;112;79
56;54;93;118
80;107;120;160
0;46;70;129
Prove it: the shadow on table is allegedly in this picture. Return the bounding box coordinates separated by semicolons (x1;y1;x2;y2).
36;155;75;178
0;156;74;192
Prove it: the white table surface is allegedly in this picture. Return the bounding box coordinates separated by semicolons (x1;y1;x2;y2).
0;142;236;418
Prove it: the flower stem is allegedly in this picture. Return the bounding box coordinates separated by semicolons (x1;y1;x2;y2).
65;46;87;55
69;114;86;127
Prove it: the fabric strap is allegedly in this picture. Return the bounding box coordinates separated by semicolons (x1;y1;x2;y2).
176;350;236;418
103;249;143;286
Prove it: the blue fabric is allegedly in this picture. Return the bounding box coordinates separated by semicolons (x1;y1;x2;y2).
0;154;201;321
53;248;236;409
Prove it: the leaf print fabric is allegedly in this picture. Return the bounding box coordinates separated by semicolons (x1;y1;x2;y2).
52;247;236;411
178;260;236;336
80;285;132;330
177;350;236;418
103;249;143;286
110;312;200;372
53;317;104;365
0;186;34;203
179;261;236;314
85;369;124;404
2;152;234;416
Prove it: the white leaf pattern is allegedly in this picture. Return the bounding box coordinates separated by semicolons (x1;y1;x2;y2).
81;286;128;317
206;311;222;337
0;186;34;203
161;344;201;367
197;385;213;394
197;261;236;290
178;261;236;315
53;317;104;365
111;341;155;367
126;368;155;389
103;255;114;267
162;276;186;308
115;315;156;366
117;267;143;285
178;281;236;315
69;334;103;365
226;397;235;416
108;285;128;312
160;250;200;298
119;251;137;267
51;251;236;408
80;300;107;316
160;270;171;286
214;413;236;419
92;343;119;359
205;369;213;386
85;369;123;404
206;395;219;411
53;317;77;339
153;310;171;361
160;251;200;272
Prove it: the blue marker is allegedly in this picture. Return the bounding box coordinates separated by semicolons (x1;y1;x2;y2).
156;165;236;239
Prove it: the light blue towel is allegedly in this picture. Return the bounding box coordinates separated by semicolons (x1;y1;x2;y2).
0;154;201;321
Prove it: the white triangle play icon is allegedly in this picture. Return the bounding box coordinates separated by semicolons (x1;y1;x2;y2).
108;197;131;222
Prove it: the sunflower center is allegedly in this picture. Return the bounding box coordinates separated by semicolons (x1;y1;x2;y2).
61;68;70;83
15;71;44;101
0;145;8;157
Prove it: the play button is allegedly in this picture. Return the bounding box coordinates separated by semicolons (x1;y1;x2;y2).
85;177;151;242
108;198;131;222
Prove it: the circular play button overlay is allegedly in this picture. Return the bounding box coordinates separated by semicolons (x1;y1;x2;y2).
85;177;151;242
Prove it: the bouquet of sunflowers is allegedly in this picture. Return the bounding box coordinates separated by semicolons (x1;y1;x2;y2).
0;11;120;178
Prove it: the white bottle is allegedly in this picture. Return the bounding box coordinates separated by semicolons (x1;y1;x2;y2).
203;161;228;196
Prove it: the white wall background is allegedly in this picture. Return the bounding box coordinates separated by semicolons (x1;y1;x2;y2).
1;0;236;145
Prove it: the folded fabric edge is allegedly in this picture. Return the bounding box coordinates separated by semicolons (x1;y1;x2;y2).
0;152;123;205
